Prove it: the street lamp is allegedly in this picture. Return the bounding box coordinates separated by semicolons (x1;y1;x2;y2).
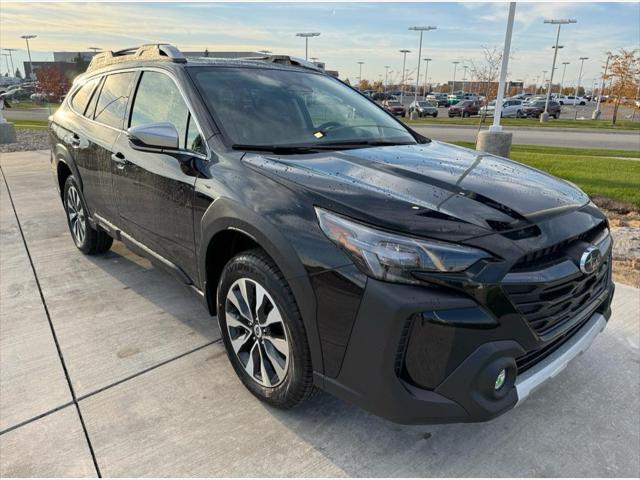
399;49;411;103
560;61;570;96
2;48;16;76
357;61;365;89
573;57;588;114
452;61;460;94
20;34;37;79
295;32;320;61
1;54;11;76
408;26;436;107
593;52;612;119
384;65;390;91
461;64;469;96
541;19;577;122
423;58;432;96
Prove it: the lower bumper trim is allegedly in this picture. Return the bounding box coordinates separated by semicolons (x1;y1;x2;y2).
515;312;606;406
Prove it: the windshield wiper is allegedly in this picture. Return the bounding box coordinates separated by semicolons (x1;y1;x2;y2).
232;144;322;154
232;140;417;155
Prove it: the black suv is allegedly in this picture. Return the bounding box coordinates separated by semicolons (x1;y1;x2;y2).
50;45;614;424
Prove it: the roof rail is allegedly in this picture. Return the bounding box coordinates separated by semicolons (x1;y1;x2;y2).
87;44;186;72
240;54;323;72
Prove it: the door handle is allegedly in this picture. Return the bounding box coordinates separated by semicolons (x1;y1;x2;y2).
111;152;130;169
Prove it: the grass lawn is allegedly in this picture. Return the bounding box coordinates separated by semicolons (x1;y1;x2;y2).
12;120;48;129
405;116;640;130
454;142;640;208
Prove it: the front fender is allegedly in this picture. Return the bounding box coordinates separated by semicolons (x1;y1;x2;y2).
198;197;325;379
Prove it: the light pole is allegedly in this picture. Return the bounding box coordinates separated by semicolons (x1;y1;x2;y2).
384;65;390;92
2;54;10;76
21;34;37;79
452;61;460;95
461;64;469;96
477;2;516;158
541;19;576;122
593;52;612;119
399;49;410;104
295;32;320;61
357;61;364;89
408;26;436;109
423;58;432;97
573;57;589;110
560;61;570;96
2;48;16;76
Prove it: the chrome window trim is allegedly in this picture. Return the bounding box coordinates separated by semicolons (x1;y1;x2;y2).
67;66;211;160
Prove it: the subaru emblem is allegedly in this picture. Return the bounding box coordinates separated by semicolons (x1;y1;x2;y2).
579;245;602;275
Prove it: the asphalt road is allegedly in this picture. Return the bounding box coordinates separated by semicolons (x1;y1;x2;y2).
413;123;640;151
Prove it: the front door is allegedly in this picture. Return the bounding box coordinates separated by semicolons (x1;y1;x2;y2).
111;70;207;281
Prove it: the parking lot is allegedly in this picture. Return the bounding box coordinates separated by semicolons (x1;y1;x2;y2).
1;150;639;477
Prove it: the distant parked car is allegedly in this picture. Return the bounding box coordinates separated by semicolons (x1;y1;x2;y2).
408;100;438;117
479;99;525;118
556;95;587;106
522;100;561;119
448;100;480;117
372;92;396;102
426;93;449;107
382;99;406;117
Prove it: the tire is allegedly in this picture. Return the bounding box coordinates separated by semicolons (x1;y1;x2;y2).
463;112;470;118
217;249;316;409
433;112;438;118
516;110;523;118
553;113;560;119
63;176;113;255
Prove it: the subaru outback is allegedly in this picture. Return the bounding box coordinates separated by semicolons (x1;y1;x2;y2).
49;44;614;424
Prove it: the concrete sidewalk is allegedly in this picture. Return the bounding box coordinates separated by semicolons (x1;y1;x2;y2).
1;150;639;477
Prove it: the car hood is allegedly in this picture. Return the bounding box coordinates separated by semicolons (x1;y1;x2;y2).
243;141;589;240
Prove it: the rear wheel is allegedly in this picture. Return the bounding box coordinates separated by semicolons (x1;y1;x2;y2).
63;176;112;255
217;249;316;409
463;111;470;118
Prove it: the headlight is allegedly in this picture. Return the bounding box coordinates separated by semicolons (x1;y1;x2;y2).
315;208;490;285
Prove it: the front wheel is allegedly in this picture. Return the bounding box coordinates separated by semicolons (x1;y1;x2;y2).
217;249;316;409
463;112;470;118
63;176;113;255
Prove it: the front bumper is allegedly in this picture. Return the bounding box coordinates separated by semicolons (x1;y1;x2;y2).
316;277;613;424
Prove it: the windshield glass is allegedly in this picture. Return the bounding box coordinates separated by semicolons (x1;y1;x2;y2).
417;101;431;106
192;67;416;147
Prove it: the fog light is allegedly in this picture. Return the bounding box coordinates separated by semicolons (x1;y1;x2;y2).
495;369;507;390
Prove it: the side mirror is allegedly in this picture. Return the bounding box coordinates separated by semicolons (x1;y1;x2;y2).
127;122;179;151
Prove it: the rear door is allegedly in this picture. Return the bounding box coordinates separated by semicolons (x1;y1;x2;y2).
71;71;136;221
111;69;207;279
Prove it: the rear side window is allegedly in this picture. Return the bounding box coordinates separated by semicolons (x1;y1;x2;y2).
130;71;204;154
71;77;99;115
94;72;136;129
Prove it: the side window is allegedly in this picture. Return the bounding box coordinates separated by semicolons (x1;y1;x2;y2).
94;72;136;129
71;77;99;115
130;71;205;155
130;71;189;144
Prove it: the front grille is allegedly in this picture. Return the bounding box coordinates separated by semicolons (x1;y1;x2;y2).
516;313;592;373
504;258;610;337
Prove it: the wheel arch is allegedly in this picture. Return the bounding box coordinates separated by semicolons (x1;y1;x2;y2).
53;143;82;201
198;198;324;377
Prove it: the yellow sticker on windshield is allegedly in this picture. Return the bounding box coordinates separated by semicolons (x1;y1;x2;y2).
313;131;325;139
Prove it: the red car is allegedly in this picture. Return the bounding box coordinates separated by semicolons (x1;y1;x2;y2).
522;100;561;119
448;100;480;117
382;100;406;117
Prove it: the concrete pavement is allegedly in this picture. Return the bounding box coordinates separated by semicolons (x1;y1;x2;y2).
1;150;639;477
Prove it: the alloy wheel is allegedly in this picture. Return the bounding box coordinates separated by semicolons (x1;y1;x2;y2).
225;277;290;388
66;185;86;246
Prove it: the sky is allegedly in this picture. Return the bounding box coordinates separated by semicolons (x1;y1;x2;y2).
1;1;638;89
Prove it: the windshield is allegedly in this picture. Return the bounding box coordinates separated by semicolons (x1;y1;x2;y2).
417;101;431;107
191;67;416;147
387;101;401;106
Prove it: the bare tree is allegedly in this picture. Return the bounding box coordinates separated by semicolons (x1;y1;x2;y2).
467;46;503;134
608;49;639;124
